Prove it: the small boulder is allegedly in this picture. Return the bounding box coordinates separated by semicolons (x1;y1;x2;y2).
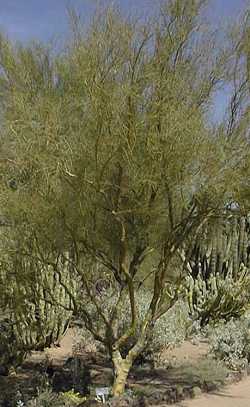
191;386;202;398
176;385;184;400
77;399;100;407
0;366;9;376
107;395;134;406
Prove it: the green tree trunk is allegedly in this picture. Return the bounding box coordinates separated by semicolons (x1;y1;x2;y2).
112;350;133;396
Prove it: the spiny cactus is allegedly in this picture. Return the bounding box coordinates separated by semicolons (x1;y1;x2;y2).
0;252;78;369
0;316;27;373
183;214;250;325
186;265;250;325
185;214;249;280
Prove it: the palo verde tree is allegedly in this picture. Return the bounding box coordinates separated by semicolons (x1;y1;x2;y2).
0;0;249;395
225;9;250;206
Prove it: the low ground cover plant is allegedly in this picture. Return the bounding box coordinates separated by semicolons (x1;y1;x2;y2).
207;313;250;370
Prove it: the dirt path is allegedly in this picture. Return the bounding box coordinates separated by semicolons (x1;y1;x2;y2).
27;327;78;366
27;329;250;406
175;378;250;407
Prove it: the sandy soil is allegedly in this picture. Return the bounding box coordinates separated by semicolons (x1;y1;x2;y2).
28;328;209;369
27;329;250;407
175;378;250;407
164;340;208;366
27;327;78;366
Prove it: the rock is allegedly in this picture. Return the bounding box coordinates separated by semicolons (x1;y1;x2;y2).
191;338;200;346
78;400;100;407
239;369;248;380
183;385;194;399
52;370;74;392
224;373;235;385
136;396;150;407
1;399;11;407
160;388;177;404
8;366;17;377
191;386;202;398
176;385;184;400
111;396;135;406
88;366;113;385
204;382;217;392
0;366;9;376
147;390;166;404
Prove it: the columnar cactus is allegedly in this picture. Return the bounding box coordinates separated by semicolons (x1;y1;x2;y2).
0;251;78;369
185;214;250;324
186;214;249;280
185;265;250;325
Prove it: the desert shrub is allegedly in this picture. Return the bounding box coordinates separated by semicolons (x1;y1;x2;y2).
147;299;192;367
26;388;85;407
0;316;27;372
133;295;191;363
76;288;191;366
180;358;229;387
60;389;87;405
207;314;250;370
185;267;250;326
72;327;100;356
153;300;191;349
26;389;63;407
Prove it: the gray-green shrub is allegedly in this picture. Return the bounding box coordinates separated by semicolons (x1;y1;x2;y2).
76;288;191;366
207;314;250;370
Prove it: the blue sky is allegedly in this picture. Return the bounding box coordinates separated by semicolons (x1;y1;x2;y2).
0;0;248;122
0;0;247;44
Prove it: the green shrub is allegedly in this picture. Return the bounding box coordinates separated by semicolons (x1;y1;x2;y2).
26;389;63;407
60;389;87;404
207;314;250;370
180;358;229;385
153;300;191;350
26;388;82;407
